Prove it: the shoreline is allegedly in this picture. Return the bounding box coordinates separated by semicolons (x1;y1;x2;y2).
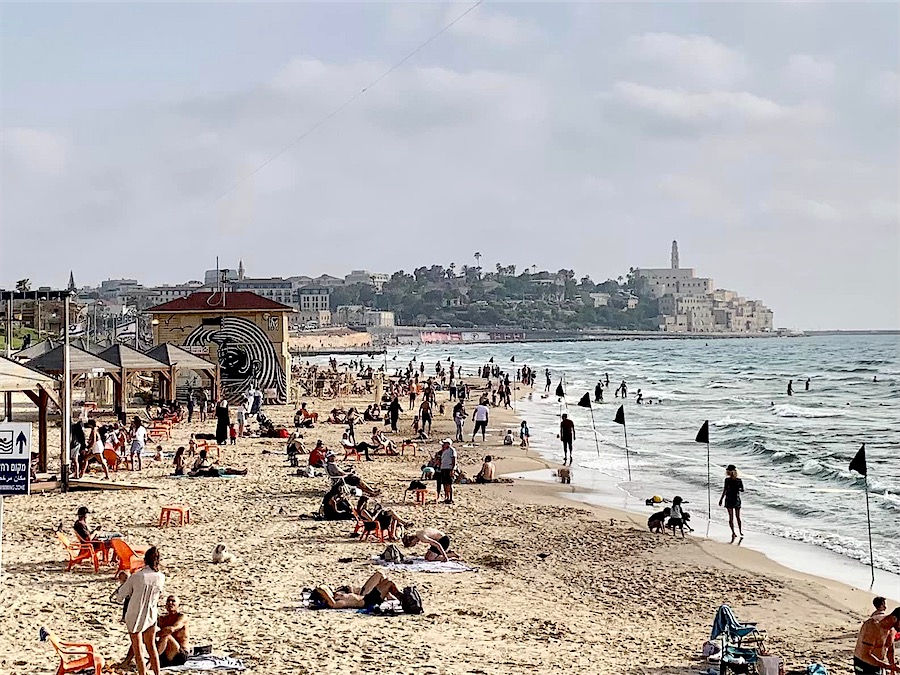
0;385;884;674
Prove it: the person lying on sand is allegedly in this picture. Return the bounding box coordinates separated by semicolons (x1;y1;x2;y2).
402;528;458;562
188;449;248;477
309;571;401;610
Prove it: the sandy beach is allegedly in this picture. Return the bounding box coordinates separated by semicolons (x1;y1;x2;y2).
0;386;881;675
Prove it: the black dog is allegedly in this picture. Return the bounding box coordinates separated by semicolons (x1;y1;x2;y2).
647;507;671;533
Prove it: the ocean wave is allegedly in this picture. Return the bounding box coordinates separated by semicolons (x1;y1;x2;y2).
707;382;739;389
772;404;842;418
714;416;756;428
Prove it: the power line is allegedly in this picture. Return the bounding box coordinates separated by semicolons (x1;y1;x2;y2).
214;0;485;203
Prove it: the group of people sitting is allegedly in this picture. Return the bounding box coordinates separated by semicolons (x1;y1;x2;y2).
172;447;247;477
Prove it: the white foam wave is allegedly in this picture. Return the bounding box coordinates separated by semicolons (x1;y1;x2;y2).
714;416;756;428
773;404;842;419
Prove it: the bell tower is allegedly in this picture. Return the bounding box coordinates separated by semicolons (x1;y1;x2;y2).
671;240;679;270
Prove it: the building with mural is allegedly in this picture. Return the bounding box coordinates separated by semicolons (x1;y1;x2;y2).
146;291;292;403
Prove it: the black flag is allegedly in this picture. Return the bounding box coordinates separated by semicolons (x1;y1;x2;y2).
849;444;867;476
510;356;515;362
489;357;494;363
614;405;625;425
555;382;565;398
577;392;591;408
695;421;709;444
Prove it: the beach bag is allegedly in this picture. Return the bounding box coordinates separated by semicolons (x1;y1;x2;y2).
805;666;826;675
380;544;404;563
702;641;721;658
399;586;423;615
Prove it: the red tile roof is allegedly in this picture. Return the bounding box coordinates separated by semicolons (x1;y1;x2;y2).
146;291;293;313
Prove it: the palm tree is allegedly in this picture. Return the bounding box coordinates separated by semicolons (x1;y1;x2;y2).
15;279;31;292
448;262;456;279
496;262;503;277
474;252;482;267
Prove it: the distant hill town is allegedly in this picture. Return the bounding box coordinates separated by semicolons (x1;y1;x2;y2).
6;241;772;338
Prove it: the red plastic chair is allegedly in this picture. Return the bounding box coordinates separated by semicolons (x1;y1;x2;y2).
109;538;147;574
41;627;105;675
56;533;99;573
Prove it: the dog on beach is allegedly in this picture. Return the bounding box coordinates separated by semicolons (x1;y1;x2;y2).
647;507;671;533
557;468;571;484
212;543;235;564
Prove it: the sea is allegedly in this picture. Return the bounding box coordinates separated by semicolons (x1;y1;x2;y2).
381;334;899;594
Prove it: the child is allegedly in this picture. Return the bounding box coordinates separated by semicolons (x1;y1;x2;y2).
229;423;237;445
520;421;530;448
188;434;197;456
153;445;163;462
502;430;514;446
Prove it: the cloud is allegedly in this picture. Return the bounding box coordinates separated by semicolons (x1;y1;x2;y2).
609;82;825;130
761;192;842;222
780;54;835;90
868;70;898;105
2;128;68;175
626;32;748;87
448;8;542;47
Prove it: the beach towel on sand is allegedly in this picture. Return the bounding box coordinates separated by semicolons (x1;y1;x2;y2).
371;555;477;573
299;590;402;614
162;655;246;671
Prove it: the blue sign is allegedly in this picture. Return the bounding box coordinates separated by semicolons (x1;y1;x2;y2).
0;423;32;496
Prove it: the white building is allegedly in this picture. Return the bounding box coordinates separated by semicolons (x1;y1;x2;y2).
589;292;610;307
344;270;390;292
230;277;295;306
363;310;395;328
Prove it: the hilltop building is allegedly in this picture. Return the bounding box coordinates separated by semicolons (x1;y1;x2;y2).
638;241;773;333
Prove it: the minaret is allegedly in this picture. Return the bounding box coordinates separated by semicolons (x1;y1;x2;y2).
238;259;245;281
67;270;77;293
671;240;679;270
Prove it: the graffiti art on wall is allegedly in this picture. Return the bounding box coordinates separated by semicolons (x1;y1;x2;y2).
183;316;287;402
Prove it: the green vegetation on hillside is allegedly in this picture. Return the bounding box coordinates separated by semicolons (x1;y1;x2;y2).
329;265;659;330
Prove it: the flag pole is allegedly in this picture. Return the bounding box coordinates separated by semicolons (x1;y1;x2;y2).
707;440;711;520
589;407;600;458
623;423;631;481
864;475;874;588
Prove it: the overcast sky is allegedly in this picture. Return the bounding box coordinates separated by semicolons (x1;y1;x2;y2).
1;2;897;329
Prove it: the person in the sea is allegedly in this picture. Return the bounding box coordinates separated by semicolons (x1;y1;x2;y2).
787;379;793;396
853;607;899;674
719;464;744;539
635;389;643;404
402;527;456;562
308;571;402;610
805;378;810;391
594;380;603;403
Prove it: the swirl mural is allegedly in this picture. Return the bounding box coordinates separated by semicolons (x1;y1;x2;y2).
183;316;287;402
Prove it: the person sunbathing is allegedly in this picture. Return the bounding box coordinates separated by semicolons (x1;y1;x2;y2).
327;409;346;424
371;427;398;455
309;571;401;610
356;496;408;541
474;455;496;483
188;449;248;477
325;457;380;497
402;527;457;562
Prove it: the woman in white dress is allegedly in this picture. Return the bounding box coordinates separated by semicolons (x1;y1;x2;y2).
116;547;165;675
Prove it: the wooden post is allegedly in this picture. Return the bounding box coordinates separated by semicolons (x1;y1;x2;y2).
38;389;48;472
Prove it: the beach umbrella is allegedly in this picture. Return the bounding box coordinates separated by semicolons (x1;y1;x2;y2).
578;393;601;458
613;405;631;481
849;443;875;587
695;421;711;519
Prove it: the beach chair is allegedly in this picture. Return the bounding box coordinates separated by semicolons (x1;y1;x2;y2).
720;645;759;674
56;533;100;573
149;422;171;440
711;604;767;649
40;627;105;675
302;408;319;423
103;448;121;471
400;441;418;457
342;443;361;462
110;538;147;574
352;509;385;543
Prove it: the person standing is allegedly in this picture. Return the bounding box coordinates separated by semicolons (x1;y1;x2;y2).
388;395;401;433
719;464;745;540
471;401;489;442
853;608;899;674
129;417;150;471
186;395;194;423
805;378;810;391
545;369;552;392
439;439;457;504
787;379;793;396
199;389;209;423
215;398;230;446
116;547;165;675
594;381;603;404
452;401;465;442
560;414;575;466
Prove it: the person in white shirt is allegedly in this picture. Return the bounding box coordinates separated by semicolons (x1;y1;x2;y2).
471;403;489;442
116;547;165;675
129;417;151;471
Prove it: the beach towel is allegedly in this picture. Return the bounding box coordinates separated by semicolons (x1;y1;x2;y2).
299;590;401;614
371;555;476;573
162;655;246;671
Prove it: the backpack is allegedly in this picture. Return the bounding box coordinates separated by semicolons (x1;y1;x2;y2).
381;544;404;563
408;480;427;491
399;586;423;615
805;666;827;675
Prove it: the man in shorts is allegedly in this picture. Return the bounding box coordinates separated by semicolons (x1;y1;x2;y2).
560;413;575;466
157;596;190;667
853;607;899;674
471;403;489;443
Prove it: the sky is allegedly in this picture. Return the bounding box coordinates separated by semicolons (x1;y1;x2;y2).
1;2;897;330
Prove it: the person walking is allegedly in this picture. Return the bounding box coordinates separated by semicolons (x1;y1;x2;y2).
439;438;458;504
116;547;165;675
388;395;401;433
719;464;744;540
560;413;575;466
214;398;230;446
471;401;489;443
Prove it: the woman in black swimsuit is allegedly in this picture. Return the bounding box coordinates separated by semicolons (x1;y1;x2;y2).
718;464;744;539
